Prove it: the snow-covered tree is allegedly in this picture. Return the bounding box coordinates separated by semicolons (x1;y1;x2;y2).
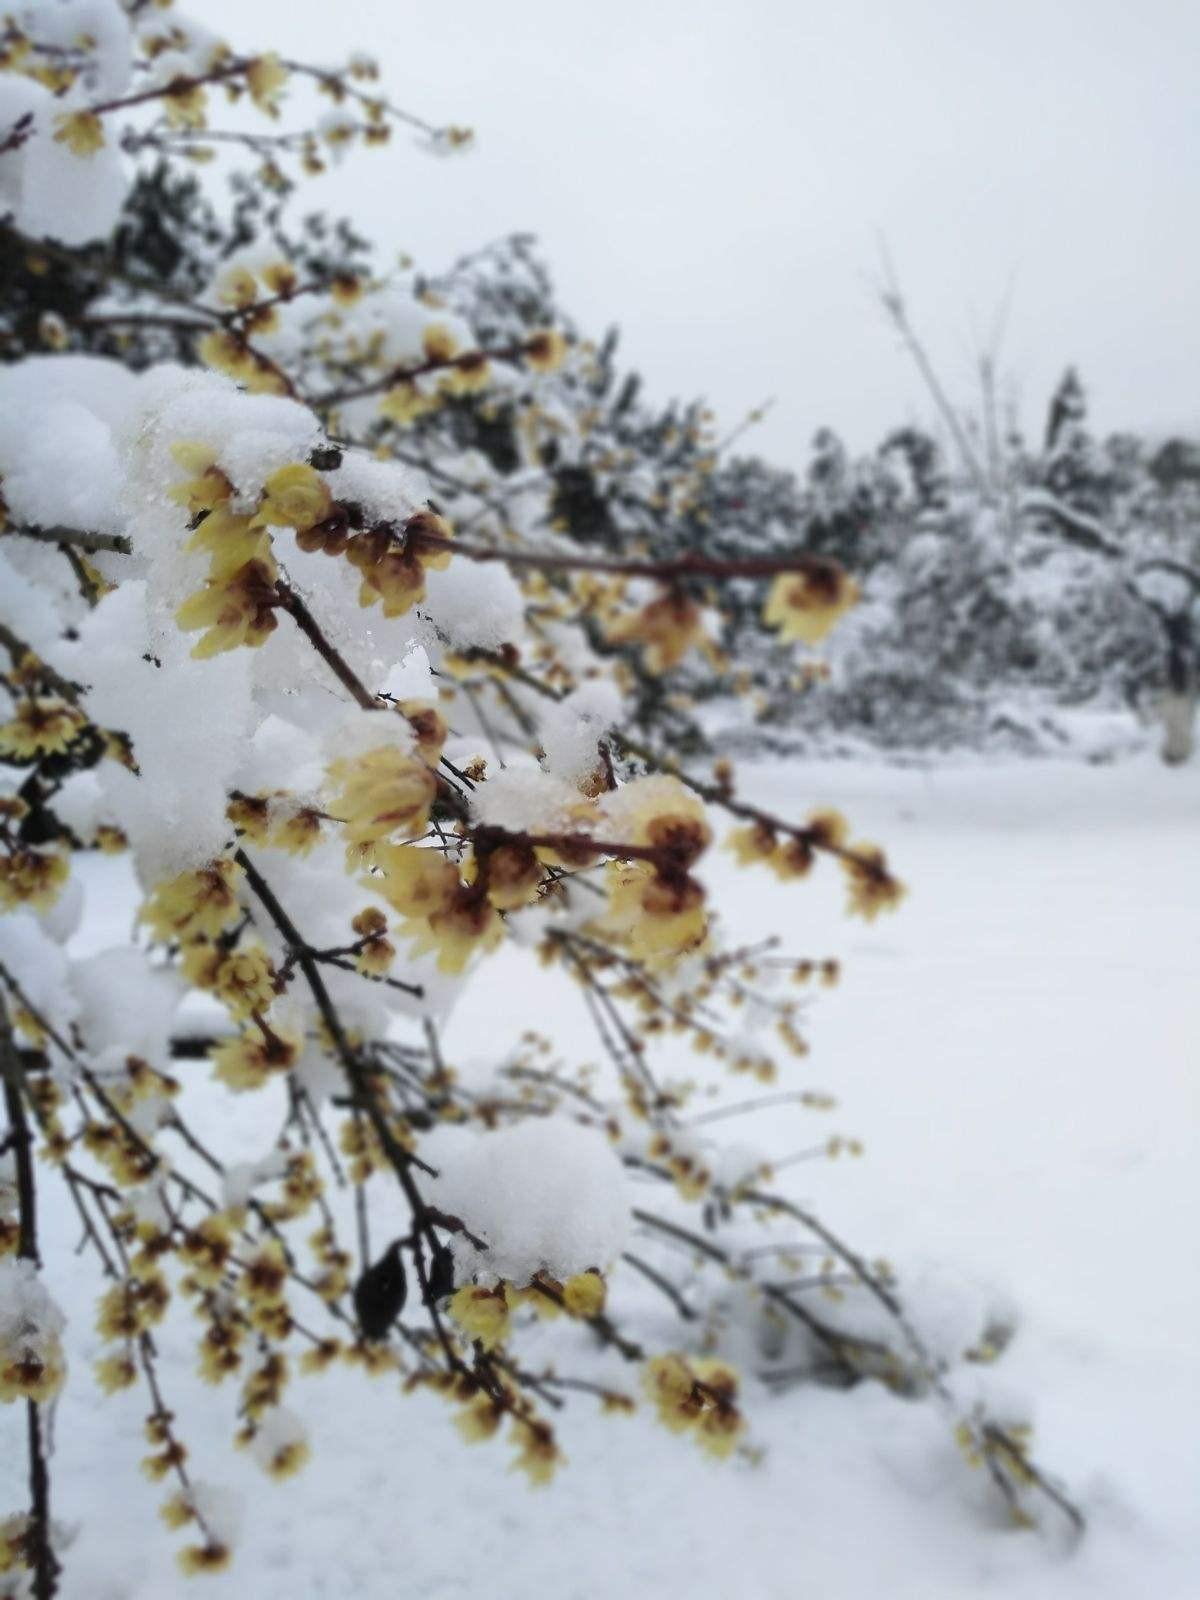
0;6;1080;1593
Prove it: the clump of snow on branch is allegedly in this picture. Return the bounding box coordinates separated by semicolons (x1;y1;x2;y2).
429;1119;631;1285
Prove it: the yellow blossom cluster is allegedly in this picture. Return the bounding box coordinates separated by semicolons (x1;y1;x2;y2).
762;560;860;646
643;1354;746;1458
605;589;706;674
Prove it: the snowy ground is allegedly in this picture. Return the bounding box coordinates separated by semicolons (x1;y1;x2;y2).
7;755;1198;1599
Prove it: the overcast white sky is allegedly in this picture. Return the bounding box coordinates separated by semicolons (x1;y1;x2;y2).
208;0;1198;466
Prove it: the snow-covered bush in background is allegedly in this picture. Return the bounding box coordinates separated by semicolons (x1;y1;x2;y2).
0;5;1081;1592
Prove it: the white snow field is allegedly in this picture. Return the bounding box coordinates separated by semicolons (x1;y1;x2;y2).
7;755;1198;1600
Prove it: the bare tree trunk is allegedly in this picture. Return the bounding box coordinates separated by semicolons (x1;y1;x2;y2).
1158;689;1197;764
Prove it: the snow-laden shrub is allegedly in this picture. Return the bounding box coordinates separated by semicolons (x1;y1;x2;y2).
0;6;1080;1591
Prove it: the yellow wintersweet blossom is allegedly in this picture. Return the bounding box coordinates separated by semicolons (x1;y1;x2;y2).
0;1337;66;1405
175;557;279;656
454;1389;506;1444
196;328;255;381
141;859;242;944
440;352;491;397
181;942;277;1020
245;53;289;113
421;322;461;363
448;1284;511;1351
724;821;776;868
523;328;568;374
600;861;707;970
163;82;207;130
94;1352;138;1395
405;888;504;974
606;590;704;675
369;844;456;916
259;463;333;532
211;1027;300;1093
509;1416;561;1486
396;699;449;765
214;265;259;310
378;380;436;426
763;560;860;646
168;441;235;516
562;1270;606;1319
469;840;543;911
642;1354;701;1432
0;847;68;912
0;698;86;760
346;510;454;617
260;259;298;297
186;507;272;580
619;775;712;864
53;109;104;156
642;1352;745;1456
326;747;438;864
842;845;906;921
260;1432;310;1479
176;1543;232;1577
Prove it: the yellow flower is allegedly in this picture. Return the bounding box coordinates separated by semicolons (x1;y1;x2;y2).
523;329;568;374
725;822;776;867
606;590;703;674
211;1027;299;1093
175;558;279;656
245;53;289;112
326;748;438;863
239;1240;288;1307
476;841;543;911
141;860;242;944
345;529;428;616
642;1354;702;1431
405;888;504;974
177;1543;232;1576
329;272;364;307
270;804;324;856
441;352;492;396
562;1270;606;1319
259;463;333;532
177;1215;236;1291
448;1284;511;1351
0;1338;66;1405
197;328;255;380
842;845;906;921
0;847;68;912
0;699;85;760
397;699;449;765
365;845;457;916
510;1416;561;1486
182;942;277;1020
378;381;435;426
619;776;712;866
159;1492;195;1530
186;507;272;579
769;836;814;881
600;861;707;970
94;1351;138;1394
261;1434;309;1478
163;82;207;130
261;259;298;297
422;322;461;363
763;560;860;646
53;110;104;156
197;1317;244;1384
213;266;259;310
454;1389;506;1444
